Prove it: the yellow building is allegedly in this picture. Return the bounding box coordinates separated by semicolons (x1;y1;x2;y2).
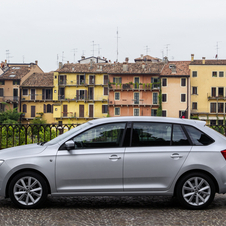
160;60;191;118
190;54;226;125
53;62;109;124
20;72;55;123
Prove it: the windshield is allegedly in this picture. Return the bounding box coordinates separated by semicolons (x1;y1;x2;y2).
46;122;91;145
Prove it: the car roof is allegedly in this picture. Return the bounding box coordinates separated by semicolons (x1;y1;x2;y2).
89;116;206;127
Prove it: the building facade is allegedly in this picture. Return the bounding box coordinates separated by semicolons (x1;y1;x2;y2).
190;54;226;125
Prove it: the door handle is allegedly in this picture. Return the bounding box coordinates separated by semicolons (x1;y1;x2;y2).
109;155;121;160
171;153;183;159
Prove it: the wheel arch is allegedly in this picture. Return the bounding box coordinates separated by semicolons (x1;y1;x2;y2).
174;169;219;196
5;168;51;198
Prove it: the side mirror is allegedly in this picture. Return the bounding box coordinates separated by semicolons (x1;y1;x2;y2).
65;140;75;150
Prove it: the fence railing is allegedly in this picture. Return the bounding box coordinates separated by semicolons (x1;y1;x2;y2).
0;123;226;149
0;124;79;149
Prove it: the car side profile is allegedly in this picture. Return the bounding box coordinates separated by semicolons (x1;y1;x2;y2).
0;116;226;209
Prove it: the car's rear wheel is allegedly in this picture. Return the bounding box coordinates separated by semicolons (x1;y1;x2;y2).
176;172;215;210
9;171;48;209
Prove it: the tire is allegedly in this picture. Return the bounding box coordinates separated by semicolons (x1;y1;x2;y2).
9;171;48;209
176;172;216;210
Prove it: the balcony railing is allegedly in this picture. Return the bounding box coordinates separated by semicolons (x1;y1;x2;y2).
109;99;157;106
58;79;108;86
109;83;160;91
1;96;19;102
58;95;108;102
207;93;226;100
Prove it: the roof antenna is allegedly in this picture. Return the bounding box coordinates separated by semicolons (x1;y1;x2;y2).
116;27;120;62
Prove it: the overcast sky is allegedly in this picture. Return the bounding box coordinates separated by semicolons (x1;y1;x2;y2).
1;0;226;72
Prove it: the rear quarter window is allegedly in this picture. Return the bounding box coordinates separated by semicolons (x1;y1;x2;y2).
184;125;214;146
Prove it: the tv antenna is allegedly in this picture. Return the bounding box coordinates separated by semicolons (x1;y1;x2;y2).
165;44;170;58
144;46;150;55
116;27;120;62
216;41;221;59
62;51;66;63
72;48;78;63
6;50;13;63
91;41;97;56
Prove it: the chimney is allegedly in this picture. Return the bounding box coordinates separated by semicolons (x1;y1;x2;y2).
141;54;143;59
163;56;168;64
142;63;145;69
123;62;128;71
202;57;205;64
35;60;38;65
125;57;129;63
67;61;69;64
191;54;194;61
59;62;63;69
81;56;85;59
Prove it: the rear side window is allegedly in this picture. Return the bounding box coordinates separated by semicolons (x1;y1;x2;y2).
132;122;172;146
184;125;214;146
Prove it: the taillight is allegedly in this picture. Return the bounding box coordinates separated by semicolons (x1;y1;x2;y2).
221;150;226;160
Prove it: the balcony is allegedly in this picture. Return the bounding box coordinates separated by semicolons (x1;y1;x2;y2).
1;96;19;103
58;95;108;102
58;79;108;87
108;99;157;107
109;83;160;91
207;93;226;101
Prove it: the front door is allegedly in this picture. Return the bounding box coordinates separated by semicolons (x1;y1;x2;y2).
56;122;126;192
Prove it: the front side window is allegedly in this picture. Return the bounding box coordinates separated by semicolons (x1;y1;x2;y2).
0;80;5;85
185;125;214;145
131;122;172;147
72;123;126;148
104;75;108;85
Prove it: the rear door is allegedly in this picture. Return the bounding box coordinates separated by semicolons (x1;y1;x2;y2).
124;122;192;191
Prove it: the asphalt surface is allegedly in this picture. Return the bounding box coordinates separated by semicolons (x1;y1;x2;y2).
0;194;226;226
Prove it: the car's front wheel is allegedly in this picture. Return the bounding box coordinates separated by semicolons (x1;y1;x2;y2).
9;171;48;209
176;172;216;210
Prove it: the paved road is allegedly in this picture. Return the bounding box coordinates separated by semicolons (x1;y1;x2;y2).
0;194;226;226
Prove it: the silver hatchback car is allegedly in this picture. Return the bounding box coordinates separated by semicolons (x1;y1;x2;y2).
0;116;226;209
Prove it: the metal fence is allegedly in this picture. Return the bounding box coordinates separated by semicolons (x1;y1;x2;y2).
0;123;225;150
0;124;78;149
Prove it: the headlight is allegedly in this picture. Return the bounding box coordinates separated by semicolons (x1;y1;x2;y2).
0;160;4;166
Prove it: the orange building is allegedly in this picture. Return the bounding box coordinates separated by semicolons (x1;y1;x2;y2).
108;60;164;116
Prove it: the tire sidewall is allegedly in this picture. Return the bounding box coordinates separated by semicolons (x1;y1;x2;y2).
176;172;216;210
9;171;48;209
